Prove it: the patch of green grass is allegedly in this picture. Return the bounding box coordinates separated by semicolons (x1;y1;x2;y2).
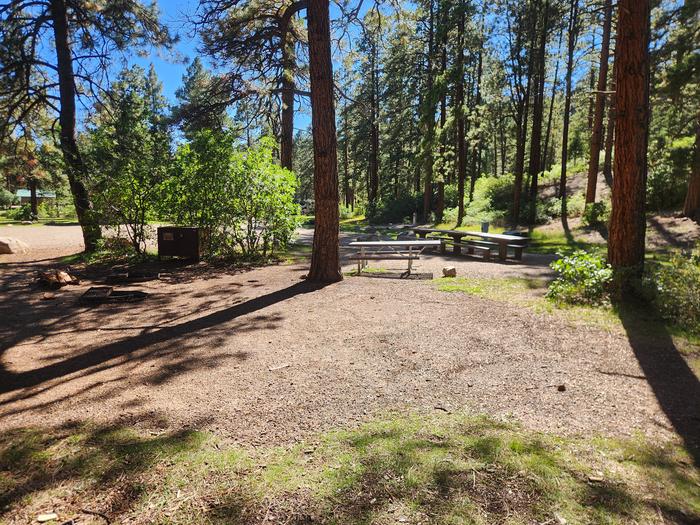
434;276;700;357
436;276;545;300
1;414;698;524
527;228;607;256
431;222;507;234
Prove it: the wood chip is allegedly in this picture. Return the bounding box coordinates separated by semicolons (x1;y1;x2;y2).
37;513;58;523
268;363;291;371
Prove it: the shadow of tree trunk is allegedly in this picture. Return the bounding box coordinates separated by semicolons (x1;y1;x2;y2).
615;301;700;467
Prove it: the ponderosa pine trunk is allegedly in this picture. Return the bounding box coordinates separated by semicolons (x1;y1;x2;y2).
456;4;467;225
682;110;700;220
307;0;341;283
468;23;484;203
527;0;549;225
608;0;650;282
422;0;436;221
560;0;579;230
368;34;379;206
603;51;616;187
280;25;295;170
585;0;613;203
49;0;101;251
29;178;38;217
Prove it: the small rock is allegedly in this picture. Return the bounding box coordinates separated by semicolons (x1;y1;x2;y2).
0;237;29;254
557;384;566;392
442;266;457;278
36;513;58;523
41;292;56;300
554;513;568;525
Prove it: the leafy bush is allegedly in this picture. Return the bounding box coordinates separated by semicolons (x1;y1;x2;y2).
566;192;586;217
644;248;700;335
11;204;37;221
546;250;613;305
582;201;610;227
164;132;300;258
647;135;693;211
0;189;16;208
86;66;171;253
367;193;421;224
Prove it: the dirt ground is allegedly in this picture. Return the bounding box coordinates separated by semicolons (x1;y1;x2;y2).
1;225;699;453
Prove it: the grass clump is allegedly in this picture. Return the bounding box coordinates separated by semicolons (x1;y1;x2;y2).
1;414;698;524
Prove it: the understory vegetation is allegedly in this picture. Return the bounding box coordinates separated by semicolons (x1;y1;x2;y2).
1;414;698;524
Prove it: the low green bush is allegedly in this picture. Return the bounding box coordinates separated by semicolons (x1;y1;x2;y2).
0;189;16;208
367;193;421;224
10;204;37;221
546;250;613;305
582;200;610;228
645;248;700;335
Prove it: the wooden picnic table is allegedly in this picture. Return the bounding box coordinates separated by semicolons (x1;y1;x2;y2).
412;227;528;261
348;239;441;276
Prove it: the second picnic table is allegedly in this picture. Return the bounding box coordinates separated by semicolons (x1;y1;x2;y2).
412;227;528;261
348;239;441;276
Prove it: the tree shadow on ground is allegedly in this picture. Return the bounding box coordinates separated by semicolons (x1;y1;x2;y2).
0;418;209;522
205;416;700;524
0;281;327;398
615;301;700;467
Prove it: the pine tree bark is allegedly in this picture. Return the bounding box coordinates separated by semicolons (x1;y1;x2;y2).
603;51;616;187
307;0;342;283
29;177;38;217
585;0;613;203
682;110;700;220
608;0;650;280
368;34;379;206
456;4;467;225
468;24;484;203
280;20;296;170
49;0;101;251
560;0;579;229
527;0;549;225
421;0;436;221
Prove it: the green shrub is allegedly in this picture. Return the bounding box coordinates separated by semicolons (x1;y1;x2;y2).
546;250;613;305
566;192;586;217
367;193;420;224
164;133;300;258
644;248;700;335
582;201;610;227
11;204;37;221
0;189;15;208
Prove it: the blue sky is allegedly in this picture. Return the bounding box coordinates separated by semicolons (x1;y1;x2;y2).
131;0;201;103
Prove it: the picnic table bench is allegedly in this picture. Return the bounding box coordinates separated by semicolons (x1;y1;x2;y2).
348;239;441;276
411;227;528;261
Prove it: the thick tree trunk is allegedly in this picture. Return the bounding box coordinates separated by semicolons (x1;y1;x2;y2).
49;0;101;251
527;0;549;225
682;110;700;220
608;0;650;281
585;0;613;203
307;0;342;283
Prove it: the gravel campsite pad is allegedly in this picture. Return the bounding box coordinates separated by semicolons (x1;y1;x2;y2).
1;229;698;448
